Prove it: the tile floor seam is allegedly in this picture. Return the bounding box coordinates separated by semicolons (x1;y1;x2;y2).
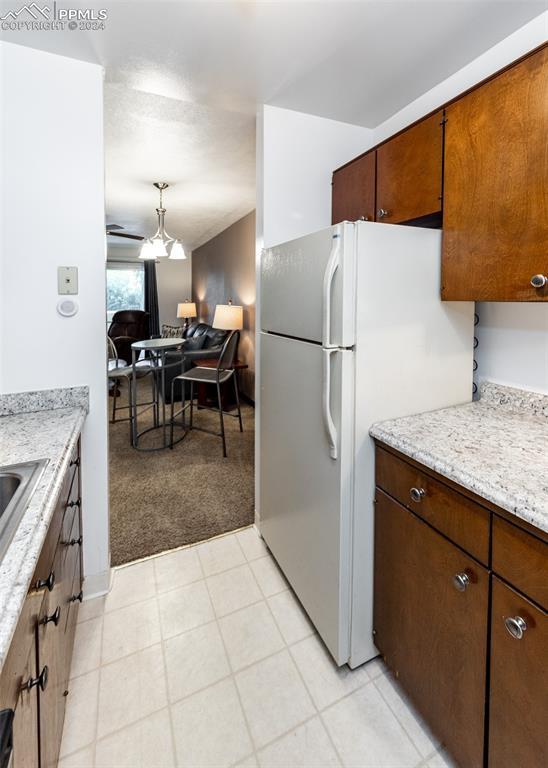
201;563;259;763
372;674;430;761
253;710;338;765
102;589;160;616
157;615;179;766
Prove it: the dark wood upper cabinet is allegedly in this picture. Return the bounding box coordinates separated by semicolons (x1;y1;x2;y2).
488;577;547;768
375;111;443;225
442;46;548;301
332;151;376;224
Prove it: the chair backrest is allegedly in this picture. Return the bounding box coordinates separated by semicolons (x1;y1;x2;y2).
107;336;118;364
108;310;150;342
217;330;239;373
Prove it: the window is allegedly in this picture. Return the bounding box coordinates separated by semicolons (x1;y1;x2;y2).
106;262;144;323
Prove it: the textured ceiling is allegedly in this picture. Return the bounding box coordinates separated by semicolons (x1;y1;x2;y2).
1;0;544;250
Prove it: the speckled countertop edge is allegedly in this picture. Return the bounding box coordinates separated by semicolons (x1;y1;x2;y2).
0;386;89;417
0;406;86;674
370;382;548;534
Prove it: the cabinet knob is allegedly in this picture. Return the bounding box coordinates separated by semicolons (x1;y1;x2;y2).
41;606;61;627
70;590;84;604
504;616;527;640
410;487;426;503
377;208;389;219
359;216;369;221
67;498;81;509
453;572;470;592
70;457;80;468
21;665;49;693
530;274;547;289
35;570;55;592
67;535;83;547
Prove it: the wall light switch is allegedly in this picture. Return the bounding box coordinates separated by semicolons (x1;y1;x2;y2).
58;266;78;295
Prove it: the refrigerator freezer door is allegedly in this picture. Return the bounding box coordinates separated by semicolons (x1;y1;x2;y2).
259;332;354;665
261;223;356;347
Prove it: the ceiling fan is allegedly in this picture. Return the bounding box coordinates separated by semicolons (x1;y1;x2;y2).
106;224;145;241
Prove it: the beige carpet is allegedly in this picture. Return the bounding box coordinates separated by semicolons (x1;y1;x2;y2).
108;379;255;566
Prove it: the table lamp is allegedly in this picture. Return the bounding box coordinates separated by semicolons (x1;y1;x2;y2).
177;301;197;331
213;300;243;331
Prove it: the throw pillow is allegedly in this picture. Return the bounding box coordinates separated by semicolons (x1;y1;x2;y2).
184;334;206;352
161;324;183;338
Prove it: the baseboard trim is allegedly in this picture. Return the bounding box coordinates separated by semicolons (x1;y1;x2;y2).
83;569;112;600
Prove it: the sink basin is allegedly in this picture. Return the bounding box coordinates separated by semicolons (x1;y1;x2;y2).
0;459;49;563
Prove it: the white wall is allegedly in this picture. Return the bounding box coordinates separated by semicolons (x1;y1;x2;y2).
261;105;373;248
369;13;548;395
156;257;193;328
0;42;109;595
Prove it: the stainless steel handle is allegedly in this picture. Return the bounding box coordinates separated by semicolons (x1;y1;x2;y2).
322;348;338;460
322;229;341;347
504;616;527;640
410;487;426;503
377;208;389;219
530;274;547;288
453;572;470;592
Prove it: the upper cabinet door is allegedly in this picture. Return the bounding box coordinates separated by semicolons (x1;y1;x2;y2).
332;151;376;224
442;47;548;301
376;111;443;225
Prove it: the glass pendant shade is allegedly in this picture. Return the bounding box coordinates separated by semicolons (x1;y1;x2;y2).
151;237;168;257
139;240;156;260
169;241;187;260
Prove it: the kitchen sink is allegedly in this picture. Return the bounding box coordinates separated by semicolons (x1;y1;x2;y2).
0;459;49;563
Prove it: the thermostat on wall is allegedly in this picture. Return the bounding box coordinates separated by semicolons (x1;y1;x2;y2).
57;298;79;317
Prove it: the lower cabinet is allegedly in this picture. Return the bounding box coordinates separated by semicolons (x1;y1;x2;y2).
374;489;487;768
0;440;82;768
488;578;547;768
374;442;547;767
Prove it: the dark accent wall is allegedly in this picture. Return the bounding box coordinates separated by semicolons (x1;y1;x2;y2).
192;211;256;400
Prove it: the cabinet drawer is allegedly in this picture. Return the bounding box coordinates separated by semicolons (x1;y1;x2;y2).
375;446;490;563
489;577;547;767
0;590;44;711
492;515;547;609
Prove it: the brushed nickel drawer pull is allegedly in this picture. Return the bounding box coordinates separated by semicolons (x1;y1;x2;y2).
453;572;470;592
504;616;527;640
410;487;426;503
530;274;547;289
377;208;389;218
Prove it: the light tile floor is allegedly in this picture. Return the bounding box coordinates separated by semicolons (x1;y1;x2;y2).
59;526;456;768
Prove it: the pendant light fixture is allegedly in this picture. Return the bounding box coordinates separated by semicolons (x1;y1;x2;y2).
139;182;187;260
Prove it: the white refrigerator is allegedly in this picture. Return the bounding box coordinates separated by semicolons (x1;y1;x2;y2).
259;221;474;668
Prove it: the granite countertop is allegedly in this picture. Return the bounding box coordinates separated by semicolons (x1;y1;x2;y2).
370;382;548;534
0;388;88;674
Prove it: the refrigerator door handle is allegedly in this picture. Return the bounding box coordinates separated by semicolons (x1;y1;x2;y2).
322;348;338;460
322;231;341;348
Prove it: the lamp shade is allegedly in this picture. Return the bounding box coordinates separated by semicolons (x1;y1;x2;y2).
170;241;187;260
213;303;243;330
177;302;197;319
139;240;156;260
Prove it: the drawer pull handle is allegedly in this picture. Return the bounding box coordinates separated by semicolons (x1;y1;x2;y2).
67;498;81;509
41;606;61;627
70;590;84;604
35;571;55;592
410;487;426;503
530;274;547;289
504;616;527;640
70;457;80;468
377;208;390;219
68;536;83;547
453;572;470;592
21;665;49;693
